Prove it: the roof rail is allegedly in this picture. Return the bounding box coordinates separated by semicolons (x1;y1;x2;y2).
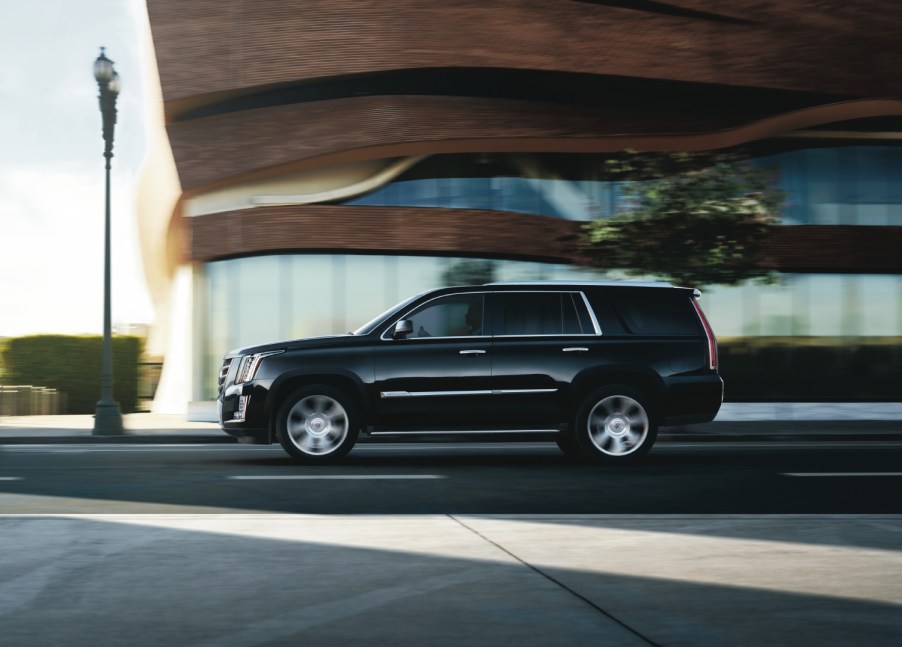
486;280;674;288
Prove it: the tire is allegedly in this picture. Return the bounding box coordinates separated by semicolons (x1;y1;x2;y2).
573;386;657;463
276;385;359;462
554;433;584;460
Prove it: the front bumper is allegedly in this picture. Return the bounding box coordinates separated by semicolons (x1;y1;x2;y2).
219;380;274;444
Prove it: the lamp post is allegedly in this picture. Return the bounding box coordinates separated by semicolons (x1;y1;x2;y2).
92;47;123;435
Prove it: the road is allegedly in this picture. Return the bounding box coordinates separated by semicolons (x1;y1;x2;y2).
1;441;901;646
1;440;900;513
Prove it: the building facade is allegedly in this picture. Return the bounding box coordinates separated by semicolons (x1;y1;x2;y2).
143;0;902;414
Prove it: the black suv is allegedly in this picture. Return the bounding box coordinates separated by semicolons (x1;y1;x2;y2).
218;281;722;462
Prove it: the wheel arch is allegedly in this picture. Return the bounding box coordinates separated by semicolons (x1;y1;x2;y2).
568;366;666;414
266;370;368;441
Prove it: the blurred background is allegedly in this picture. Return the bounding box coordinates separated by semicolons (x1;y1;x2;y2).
2;1;901;418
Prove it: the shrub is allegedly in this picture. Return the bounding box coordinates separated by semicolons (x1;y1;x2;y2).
2;335;143;413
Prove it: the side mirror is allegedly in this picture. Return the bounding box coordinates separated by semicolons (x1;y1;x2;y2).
392;319;413;339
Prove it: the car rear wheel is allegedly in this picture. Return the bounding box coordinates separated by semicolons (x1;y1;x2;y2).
554;433;584;460
574;386;657;462
277;386;359;462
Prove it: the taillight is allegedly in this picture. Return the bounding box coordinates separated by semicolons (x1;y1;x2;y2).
691;297;718;371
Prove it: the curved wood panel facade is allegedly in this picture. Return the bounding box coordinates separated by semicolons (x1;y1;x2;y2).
188;206;577;264
147;0;901;112
146;0;902;273
188;207;902;275
169;97;902;191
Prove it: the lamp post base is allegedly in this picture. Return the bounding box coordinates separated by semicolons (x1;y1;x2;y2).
93;403;124;435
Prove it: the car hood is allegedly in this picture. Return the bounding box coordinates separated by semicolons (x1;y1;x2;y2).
226;335;351;358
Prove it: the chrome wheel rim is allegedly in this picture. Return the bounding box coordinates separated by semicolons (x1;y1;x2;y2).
286;395;349;455
587;395;649;456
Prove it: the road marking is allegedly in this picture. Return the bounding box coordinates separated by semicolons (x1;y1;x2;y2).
228;474;446;480
656;441;902;450
0;477;22;481
782;472;902;477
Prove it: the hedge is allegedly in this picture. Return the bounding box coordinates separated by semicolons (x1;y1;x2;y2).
2;335;143;414
719;337;902;402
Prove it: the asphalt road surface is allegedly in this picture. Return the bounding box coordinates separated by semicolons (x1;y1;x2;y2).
2;440;901;646
1;440;900;514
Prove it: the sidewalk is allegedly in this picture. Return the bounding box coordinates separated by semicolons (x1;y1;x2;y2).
3;513;899;646
0;404;899;444
0;413;226;443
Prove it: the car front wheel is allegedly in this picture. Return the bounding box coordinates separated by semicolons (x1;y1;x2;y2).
277;386;359;462
573;386;657;462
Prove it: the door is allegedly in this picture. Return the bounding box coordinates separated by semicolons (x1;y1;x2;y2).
372;292;492;430
490;291;599;428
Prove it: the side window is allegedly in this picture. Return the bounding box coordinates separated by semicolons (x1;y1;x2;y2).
606;289;701;336
405;294;484;338
585;291;628;335
572;293;597;334
562;294;581;334
497;293;584;336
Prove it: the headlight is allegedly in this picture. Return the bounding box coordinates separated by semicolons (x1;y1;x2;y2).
235;350;284;383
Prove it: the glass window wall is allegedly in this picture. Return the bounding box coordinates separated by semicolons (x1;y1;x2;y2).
699;274;902;339
198;254;902;400
758;146;902;226
343;147;902;225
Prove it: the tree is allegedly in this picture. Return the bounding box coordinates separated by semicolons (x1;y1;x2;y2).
441;259;497;286
574;150;784;287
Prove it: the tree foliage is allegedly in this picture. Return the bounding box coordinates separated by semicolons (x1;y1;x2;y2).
575;150;784;287
441;259;498;286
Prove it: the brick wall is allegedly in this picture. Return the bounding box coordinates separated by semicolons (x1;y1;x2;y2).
188;206;902;274
147;0;902;105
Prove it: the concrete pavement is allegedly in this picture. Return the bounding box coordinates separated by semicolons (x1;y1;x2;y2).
0;513;900;646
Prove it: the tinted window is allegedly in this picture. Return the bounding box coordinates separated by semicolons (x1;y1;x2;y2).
497;293;583;336
406;294;484;338
584;292;626;335
562;294;581;334
606;289;701;336
572;293;596;334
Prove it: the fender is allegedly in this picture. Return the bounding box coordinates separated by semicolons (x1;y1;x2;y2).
568;364;667;408
266;366;370;421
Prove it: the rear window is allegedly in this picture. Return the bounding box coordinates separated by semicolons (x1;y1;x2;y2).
598;288;701;336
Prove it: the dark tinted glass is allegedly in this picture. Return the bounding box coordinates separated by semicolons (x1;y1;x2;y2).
562;294;581;334
497;293;582;336
572;293;595;333
584;292;626;335
605;289;701;336
407;294;484;338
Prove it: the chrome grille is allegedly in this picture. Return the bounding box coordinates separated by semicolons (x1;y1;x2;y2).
218;358;233;395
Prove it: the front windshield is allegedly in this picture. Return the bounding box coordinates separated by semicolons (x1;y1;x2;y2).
351;291;429;336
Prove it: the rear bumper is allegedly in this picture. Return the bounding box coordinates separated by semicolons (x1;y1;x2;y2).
661;374;724;426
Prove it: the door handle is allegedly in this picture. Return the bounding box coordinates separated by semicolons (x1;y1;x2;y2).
459;349;487;355
562;347;589;352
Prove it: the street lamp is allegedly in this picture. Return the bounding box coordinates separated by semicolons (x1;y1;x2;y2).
92;47;123;435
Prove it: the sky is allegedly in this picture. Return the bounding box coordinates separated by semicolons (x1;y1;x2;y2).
0;0;154;337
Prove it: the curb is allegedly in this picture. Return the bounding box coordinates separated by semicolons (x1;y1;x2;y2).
2;431;901;445
1;420;899;445
0;435;237;445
